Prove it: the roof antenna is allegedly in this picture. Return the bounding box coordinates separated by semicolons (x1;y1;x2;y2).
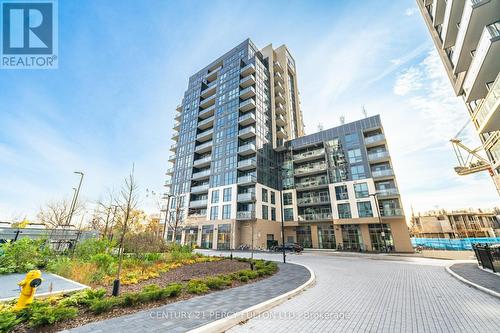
317;123;324;131
339;115;345;125
362;105;368;118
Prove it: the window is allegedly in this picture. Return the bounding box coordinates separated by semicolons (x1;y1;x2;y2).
283;192;293;205
354;183;369;198
350;165;365;180
357;201;373;217
223;188;232;202
211;190;219;203
210;206;218;220
271;207;276;221
270;192;276;204
348;149;363;164
262;188;268;202
338;203;351;219
222;204;231;219
335;185;349;200
284;208;294;221
345;133;359;146
262;205;268;219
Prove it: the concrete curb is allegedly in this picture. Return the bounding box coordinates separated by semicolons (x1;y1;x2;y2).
445;265;500;299
188;262;316;333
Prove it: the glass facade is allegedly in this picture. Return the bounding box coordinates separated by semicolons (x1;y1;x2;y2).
341;224;363;251
317;224;336;249
217;224;231;250
201;225;213;249
369;223;394;252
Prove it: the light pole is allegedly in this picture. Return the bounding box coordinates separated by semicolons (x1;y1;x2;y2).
370;192;388;252
162;193;174;241
67;171;84;227
270;165;286;264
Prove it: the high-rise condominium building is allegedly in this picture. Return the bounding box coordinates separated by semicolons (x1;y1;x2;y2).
416;0;500;193
165;39;412;252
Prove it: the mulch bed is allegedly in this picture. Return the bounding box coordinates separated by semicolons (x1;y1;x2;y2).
12;259;276;333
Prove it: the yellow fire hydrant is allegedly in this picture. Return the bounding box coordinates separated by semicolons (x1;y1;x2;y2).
13;270;43;311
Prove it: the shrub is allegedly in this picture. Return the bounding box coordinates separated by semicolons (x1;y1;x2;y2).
123;232;168;254
0;311;22;332
46;256;73;277
0;238;53;274
74;239;113;261
89;297;122;314
59;288;106;308
186;280;209;294
163;283;183;297
238;269;258;280
122;292;140;307
28;303;78;327
204;276;231;290
238;275;249;282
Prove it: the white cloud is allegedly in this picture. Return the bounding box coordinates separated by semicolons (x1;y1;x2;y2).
393;67;423;95
405;7;418;16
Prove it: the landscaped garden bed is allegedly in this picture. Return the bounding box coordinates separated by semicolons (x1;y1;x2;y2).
0;238;278;333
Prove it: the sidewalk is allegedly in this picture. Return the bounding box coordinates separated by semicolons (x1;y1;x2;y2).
63;262;311;333
449;263;500;296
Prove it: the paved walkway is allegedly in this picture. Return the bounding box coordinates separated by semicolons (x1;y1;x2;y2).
450;262;500;294
63;262;310;333
219;251;500;333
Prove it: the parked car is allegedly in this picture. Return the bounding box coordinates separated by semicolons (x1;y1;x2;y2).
272;242;304;253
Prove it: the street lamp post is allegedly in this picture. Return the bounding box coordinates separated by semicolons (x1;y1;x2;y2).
67;171;84;227
370;193;388;252
270;165;286;264
162;193;174;240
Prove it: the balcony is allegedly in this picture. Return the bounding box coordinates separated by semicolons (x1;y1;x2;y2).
380;208;404;217
164;179;171;187
238;113;256;126
190;199;208;208
473;72;500;134
239;86;256;100
196;128;213;142
275;71;284;83
441;0;465;48
193;155;212;167
240;74;255;88
298;212;332;222
452;0;500;74
168;154;176;161
294;164;327;176
176;104;183;112
275;103;286;115
239;126;256;139
431;0;446;26
463;22;500;103
237;192;256;202
198;105;214;120
200;82;217;98
194;140;213;154
297;196;331;206
166;167;174;175
295;179;329;190
191;184;209;194
236;211;256;220
237;175;257;185
239;98;256;112
376;188;400;197
237;158;257;170
238;143;256;155
199;94;216;109
206;66;221;83
169;143;177;152
293;149;325;162
367;151;390;162
172;131;179;141
364;134;386;147
371;169;394;178
197;115;215;130
192;169;211;180
275;92;286;104
274;61;284;73
240;63;256;77
275;114;286;127
173;120;180;131
276;127;287;139
175;112;181;121
274;81;285;94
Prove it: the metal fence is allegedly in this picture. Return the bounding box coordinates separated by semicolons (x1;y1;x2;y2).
472;244;500;273
411;237;500;251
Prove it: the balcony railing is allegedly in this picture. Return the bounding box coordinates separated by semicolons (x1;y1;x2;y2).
191;184;209;193
236;211;256;220
199;104;215;119
193;155;212;166
238;143;256;155
237;158;257;170
297;196;331;205
189;199;208;208
239;74;255;88
238;113;256;125
295;179;329;189
240;63;256;77
192;169;211;179
298;212;332;221
294;164;327;175
276;114;286;126
294;149;324;161
239;98;256;112
199;94;216;109
198;115;215;129
380;208;404;217
371;169;394;178
239;86;256;99
166;167;174;174
275;103;286;114
376;188;399;197
237;175;257;185
237;192;256;202
168;154;176;161
364;134;385;145
238;126;256;138
195;140;213;152
367;151;390;161
473;72;500;133
196;128;214;141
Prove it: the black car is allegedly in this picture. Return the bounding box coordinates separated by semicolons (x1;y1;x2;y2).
273;242;304;253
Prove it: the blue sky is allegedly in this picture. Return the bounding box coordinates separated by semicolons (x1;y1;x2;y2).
0;0;497;221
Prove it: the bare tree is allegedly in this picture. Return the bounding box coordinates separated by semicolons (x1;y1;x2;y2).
113;166;138;296
37;199;84;228
168;197;184;243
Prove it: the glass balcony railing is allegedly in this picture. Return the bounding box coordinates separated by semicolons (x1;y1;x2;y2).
168;154;176;161
239;86;256;99
189;199;208;208
193;155;212;166
191;184;209;193
376;188;399;197
238;113;256;124
380;208;404;217
297;196;331;205
295;179;329;189
237;158;257;169
294;149;325;161
364;134;385;145
367;151;390;161
371;169;394;178
239;98;256;111
236;211;256;220
294;164;327;175
195;141;213;151
238;143;256;154
237;175;257;184
192;170;211;179
298;212;332;221
237;192;256;202
196;128;214;140
473;72;500;132
238;126;256;137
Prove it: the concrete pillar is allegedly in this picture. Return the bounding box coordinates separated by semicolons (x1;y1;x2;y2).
334;224;343;248
311;224;319;249
196;226;202;247
212;225;218;250
389;219;413;252
360;224;372;251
